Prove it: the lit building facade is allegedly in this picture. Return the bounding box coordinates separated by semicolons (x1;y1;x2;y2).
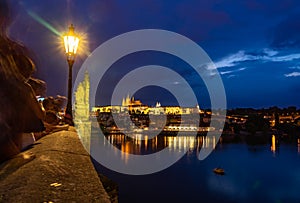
92;95;201;116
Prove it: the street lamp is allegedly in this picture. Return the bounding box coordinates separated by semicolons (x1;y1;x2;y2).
63;24;79;125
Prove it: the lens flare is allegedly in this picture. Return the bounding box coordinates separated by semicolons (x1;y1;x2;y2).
27;10;90;58
27;10;61;36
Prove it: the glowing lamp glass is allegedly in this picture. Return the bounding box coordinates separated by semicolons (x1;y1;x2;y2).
63;24;80;55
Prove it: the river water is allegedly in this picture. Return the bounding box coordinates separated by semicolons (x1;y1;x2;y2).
90;133;300;203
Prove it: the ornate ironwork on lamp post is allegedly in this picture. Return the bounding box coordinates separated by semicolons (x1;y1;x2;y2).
63;24;79;125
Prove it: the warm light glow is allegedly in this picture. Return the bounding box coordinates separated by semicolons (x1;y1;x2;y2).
121;142;130;164
144;135;148;149
184;137;187;149
202;136;216;150
63;24;80;56
271;135;276;154
173;137;177;150
165;136;196;152
64;35;79;54
188;137;194;149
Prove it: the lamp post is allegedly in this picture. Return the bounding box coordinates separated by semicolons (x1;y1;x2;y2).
63;24;79;125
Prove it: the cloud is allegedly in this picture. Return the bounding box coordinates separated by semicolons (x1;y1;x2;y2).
220;67;247;75
214;49;300;70
284;72;300;77
220;70;234;75
267;53;300;62
214;51;257;69
227;74;236;79
201;48;300;80
263;48;278;56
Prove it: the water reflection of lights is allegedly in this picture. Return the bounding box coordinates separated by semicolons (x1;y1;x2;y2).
145;135;148;149
122;142;130;164
271;135;276;154
202;136;216;149
103;134;219;162
103;134;300;163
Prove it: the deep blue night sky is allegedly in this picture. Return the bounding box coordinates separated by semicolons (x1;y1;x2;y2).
9;0;300;109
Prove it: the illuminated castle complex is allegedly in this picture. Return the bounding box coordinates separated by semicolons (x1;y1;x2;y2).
75;71;201;116
93;94;201;115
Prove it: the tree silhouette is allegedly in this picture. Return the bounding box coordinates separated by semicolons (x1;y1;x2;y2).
245;114;269;135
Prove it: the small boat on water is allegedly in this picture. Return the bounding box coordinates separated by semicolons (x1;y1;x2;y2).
213;167;225;175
